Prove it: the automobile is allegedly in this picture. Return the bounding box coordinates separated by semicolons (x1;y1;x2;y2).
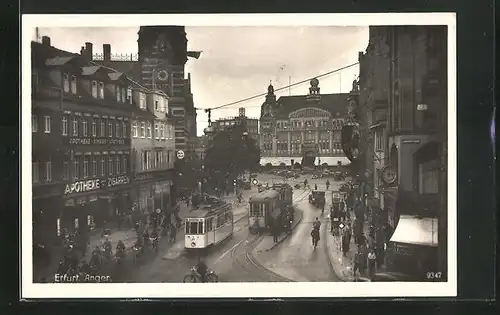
333;171;345;181
308;190;326;208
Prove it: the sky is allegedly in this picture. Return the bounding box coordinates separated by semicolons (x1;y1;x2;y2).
36;26;369;135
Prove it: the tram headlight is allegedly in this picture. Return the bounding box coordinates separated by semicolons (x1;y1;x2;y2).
191;242;196;247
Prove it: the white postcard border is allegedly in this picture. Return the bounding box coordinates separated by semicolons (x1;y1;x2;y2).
21;13;457;298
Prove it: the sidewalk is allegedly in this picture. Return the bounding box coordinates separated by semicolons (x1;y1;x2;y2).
253;207;304;253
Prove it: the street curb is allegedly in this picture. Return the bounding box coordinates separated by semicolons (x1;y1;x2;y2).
266;207;304;251
325;220;351;282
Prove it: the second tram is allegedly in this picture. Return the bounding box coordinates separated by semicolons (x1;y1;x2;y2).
248;183;293;233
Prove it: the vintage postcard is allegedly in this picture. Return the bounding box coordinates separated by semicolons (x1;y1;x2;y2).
21;13;457;298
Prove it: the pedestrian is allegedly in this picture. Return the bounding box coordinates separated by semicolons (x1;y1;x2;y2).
367;247;377;280
272;221;279;243
353;250;362;281
169;223;177;242
314;184;318;191
186;195;190;208
342;223;352;256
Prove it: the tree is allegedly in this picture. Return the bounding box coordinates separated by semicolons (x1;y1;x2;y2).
204;123;261;189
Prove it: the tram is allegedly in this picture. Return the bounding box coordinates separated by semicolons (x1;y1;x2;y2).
184;201;233;249
248;183;293;233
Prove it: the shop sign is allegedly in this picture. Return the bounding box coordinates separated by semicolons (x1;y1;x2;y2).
64;179;101;195
66;137;129;146
106;175;130;187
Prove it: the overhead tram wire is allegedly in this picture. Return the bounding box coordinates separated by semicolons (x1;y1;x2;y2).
200;61;359;113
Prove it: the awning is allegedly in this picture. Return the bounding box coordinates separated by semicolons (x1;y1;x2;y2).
390;215;438;247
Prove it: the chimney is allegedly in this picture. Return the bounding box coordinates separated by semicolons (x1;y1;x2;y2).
103;44;111;61
85;42;93;60
80;46;85;56
41;36;51;46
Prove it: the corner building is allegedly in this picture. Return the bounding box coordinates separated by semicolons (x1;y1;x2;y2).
32;38;134;247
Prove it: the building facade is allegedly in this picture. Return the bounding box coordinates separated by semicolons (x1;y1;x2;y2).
32;38;135;248
212;108;259;143
357;26;448;277
92;26;199;158
129;87;176;216
259;80;349;165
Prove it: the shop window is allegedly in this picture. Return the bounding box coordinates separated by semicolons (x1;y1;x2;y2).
418;160;439;194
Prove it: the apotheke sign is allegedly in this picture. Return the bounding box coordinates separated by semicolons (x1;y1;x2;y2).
66;138;130;145
64;175;130;195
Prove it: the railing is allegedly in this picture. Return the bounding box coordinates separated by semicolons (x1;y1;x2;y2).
92;53;139;62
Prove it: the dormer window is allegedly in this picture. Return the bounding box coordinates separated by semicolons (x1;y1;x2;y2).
139;92;146;109
63;73;70;93
155;100;159;111
127;88;132;104
116;86;121;102
71;75;77;94
121;88;126;103
98;82;105;99
91;81;98;98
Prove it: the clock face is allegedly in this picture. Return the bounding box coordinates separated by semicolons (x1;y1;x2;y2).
381;166;397;184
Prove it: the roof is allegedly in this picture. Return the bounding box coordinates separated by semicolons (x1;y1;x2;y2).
45;56;76;66
92;60;141;82
108;71;126;81
249;189;280;203
81;65;101;76
274;93;350;120
184;202;231;218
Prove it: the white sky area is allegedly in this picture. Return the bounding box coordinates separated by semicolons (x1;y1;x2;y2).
36;26;369;135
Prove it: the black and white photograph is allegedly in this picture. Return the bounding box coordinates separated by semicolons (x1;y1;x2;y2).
21;13;456;298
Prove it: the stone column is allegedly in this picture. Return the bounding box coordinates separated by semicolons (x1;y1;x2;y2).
287;131;291;155
329;131;333;156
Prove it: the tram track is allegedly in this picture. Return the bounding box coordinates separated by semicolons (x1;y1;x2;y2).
225;187;311;282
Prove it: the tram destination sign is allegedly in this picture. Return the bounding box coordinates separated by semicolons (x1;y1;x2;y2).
64;175;131;195
65;137;130;146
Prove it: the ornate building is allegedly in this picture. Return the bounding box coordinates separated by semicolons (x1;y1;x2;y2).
212;108;259;143
259;79;350;166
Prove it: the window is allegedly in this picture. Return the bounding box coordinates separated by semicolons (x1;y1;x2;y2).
147;123;152;138
160;123;164;139
108;156;113;175
122;155;128;173
72;117;78;136
108;120;113;138
100;119;106;137
419;160;439;194
116;121;120;138
140;122;146;138
44;116;51;133
127;88;132;104
139;92;146;109
100;156;105;176
92;118;97;137
63;73;70;92
32;115;37;132
155;100;159;111
155;123;159;139
82;118;88;137
116;156;121;174
116;86;121;102
73;159;79;179
61;116;68;136
63;161;70;180
98;82;105;99
70;75;77;94
32;161;39;183
122;121;127;138
121;88;126;103
83;156;89;178
91;81;98;98
92;156;97;177
132;122;138;138
186;221;203;235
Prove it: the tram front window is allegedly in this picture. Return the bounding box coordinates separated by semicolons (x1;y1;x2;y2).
186;221;204;234
250;204;263;216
